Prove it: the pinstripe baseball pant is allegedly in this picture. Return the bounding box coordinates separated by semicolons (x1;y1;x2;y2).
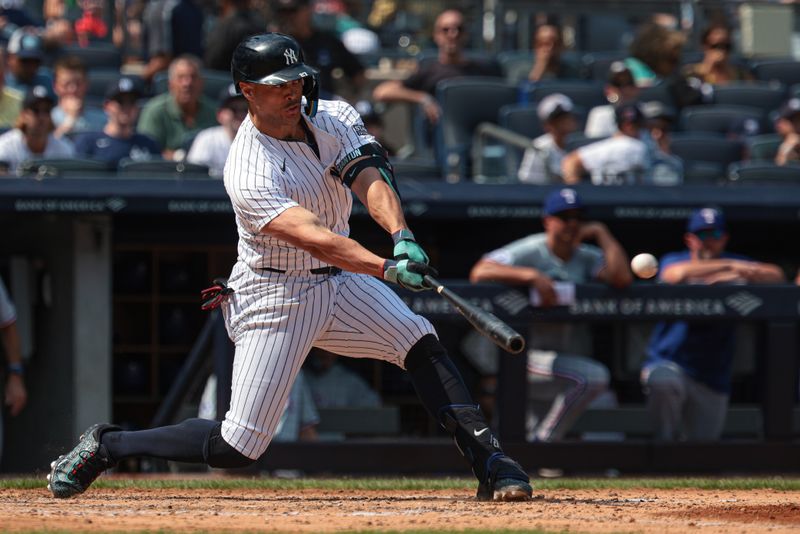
221;267;435;458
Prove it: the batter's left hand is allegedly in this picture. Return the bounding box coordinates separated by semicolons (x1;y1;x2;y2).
392;230;429;264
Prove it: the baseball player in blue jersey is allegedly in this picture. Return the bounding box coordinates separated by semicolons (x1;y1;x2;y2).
47;33;531;502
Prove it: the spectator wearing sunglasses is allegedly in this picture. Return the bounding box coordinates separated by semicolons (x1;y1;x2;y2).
517;93;578;184
469;188;631;442
0;85;74;174
642;207;784;441
372;9;501;125
682;23;753;86
585;61;641;139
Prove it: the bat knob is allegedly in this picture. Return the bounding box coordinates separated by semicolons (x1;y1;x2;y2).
508;335;525;354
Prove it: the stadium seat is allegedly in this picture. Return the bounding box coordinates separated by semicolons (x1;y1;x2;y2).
390;157;441;181
751;59;800;87
16;158;112;178
728;161;800;184
580;51;626;81
575;13;632;53
498;51;534;84
435;77;517;180
683;161;725;185
498;104;543;139
711;82;787;114
678;105;769;135
669;133;745;174
525;80;606;110
152;69;233;99
60;43;122;69
638;83;675;107
117;159;211;177
748;134;783;161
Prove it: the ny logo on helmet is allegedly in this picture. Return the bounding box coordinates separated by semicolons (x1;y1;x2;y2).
284;49;298;65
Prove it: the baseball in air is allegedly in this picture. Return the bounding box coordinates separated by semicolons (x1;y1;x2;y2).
631;253;659;279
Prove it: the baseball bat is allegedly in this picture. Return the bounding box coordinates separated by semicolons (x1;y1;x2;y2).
423;275;525;354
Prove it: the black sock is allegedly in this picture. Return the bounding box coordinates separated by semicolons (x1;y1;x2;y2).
101;418;217;463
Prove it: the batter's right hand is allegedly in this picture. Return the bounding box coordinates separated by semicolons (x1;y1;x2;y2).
383;260;438;291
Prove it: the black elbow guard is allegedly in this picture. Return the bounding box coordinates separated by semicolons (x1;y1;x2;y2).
338;142;400;198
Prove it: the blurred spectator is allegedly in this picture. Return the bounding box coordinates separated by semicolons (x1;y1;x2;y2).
1;1;40;40
186;83;247;177
51;55;106;138
0;48;23;129
642;207;785;441
4;30;53;92
527;23;578;82
774;98;800;166
74;0;109;47
641;100;683;186
625;23;703;109
584;61;640;139
562;103;651;185
141;0;204;83
0;275;27;464
269;0;364;98
470;188;631;441
517;93;577;184
272;370;319;442
204;0;265;72
137;55;217;160
372;9;501;125
353;99;394;155
305;349;381;409
0;85;74;173
73;76;161;168
682;23;752;86
625;23;685;87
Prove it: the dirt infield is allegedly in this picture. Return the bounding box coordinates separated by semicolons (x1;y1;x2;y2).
2;483;800;533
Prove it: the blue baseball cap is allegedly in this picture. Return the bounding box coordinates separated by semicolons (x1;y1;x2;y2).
687;207;726;234
543;188;583;216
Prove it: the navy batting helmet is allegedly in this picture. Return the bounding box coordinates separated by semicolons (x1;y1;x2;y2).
231;32;320;117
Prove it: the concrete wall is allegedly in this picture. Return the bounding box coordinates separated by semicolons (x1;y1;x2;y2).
1;214;111;473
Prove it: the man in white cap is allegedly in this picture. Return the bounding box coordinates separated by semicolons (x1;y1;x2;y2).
517;93;577;184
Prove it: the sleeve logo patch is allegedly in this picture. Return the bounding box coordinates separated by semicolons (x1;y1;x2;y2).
353;124;369;136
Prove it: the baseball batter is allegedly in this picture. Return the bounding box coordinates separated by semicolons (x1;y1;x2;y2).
47;33;531;502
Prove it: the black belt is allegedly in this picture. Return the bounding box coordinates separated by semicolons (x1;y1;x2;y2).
262;266;342;275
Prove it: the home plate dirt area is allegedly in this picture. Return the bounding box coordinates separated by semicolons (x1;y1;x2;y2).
2;485;800;533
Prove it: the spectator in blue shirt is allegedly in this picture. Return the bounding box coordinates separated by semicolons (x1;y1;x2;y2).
73;76;161;168
642;207;785;441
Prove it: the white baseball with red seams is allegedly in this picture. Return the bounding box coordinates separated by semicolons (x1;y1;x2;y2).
631;253;659;279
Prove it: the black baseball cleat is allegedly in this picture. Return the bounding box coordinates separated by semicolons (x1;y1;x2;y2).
476;454;533;502
47;423;120;498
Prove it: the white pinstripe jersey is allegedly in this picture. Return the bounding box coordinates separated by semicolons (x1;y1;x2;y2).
224;99;375;273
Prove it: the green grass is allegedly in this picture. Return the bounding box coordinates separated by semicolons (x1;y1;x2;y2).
4;475;800;491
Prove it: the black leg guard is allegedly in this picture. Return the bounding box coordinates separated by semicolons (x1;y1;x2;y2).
405;335;530;500
202;422;257;468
